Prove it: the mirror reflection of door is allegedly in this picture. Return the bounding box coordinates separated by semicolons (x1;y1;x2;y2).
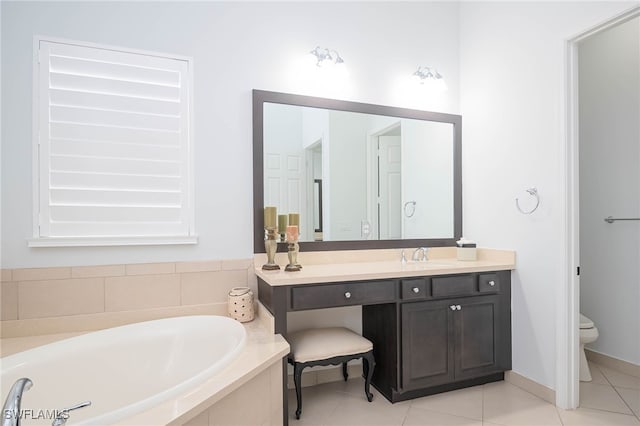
376;129;402;239
264;150;305;235
378;136;402;239
263;103;309;240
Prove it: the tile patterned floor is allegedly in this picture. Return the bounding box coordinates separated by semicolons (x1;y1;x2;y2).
288;361;640;425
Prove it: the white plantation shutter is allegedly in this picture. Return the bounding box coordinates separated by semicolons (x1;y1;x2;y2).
33;39;194;245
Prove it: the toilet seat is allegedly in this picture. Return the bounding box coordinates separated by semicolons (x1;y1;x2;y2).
580;314;594;329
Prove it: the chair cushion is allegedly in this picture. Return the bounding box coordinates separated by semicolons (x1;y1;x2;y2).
287;327;373;363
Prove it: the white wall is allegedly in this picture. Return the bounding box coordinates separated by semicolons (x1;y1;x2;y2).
459;1;637;389
1;1;460;268
579;17;640;366
328;111;369;240
402;120;454;239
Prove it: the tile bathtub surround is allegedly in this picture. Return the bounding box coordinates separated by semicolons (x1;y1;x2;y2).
0;259;255;337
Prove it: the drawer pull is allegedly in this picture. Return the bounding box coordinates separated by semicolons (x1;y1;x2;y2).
344;292;352;299
412;287;420;294
456;305;462;310
489;281;496;287
450;305;456;311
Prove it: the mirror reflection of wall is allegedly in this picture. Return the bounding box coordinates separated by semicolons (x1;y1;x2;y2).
264;102;454;242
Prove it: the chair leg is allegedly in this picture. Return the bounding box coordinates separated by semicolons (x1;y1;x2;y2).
293;363;304;419
342;361;348;381
362;351;375;402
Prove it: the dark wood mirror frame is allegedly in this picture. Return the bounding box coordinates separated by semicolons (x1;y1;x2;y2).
253;89;462;253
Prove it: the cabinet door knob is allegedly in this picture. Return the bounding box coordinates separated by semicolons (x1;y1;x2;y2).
412;287;420;294
489;281;496;287
456;305;462;310
450;305;456;311
344;292;351;299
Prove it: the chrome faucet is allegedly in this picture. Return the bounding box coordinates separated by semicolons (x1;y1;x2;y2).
2;378;32;426
51;401;91;426
412;247;429;262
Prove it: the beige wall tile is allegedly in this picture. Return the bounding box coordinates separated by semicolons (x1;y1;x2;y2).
175;260;222;273
1;269;12;282
72;264;125;278
125;262;175;276
105;274;180;312
221;259;252;270
1;303;227;340
13;267;71;281
1;282;18;320
247;268;258;290
18;278;104;319
181;270;248;306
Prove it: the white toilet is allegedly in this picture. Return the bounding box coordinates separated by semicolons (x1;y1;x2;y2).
579;313;599;382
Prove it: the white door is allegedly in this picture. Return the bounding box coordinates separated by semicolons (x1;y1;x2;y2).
378;136;402;239
264;152;304;233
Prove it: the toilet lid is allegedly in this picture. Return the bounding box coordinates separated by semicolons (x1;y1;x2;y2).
580;314;594;329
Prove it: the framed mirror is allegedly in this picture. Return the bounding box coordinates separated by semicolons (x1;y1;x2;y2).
253;90;462;253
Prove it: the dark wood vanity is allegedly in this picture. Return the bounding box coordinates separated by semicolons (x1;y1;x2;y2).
252;89;512;423
257;268;512;404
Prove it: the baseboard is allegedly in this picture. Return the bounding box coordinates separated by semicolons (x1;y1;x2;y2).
286;363;363;390
505;371;556;404
585;349;640;378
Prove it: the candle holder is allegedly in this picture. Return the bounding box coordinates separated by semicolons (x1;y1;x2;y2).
278;214;288;243
285;240;301;272
262;227;280;270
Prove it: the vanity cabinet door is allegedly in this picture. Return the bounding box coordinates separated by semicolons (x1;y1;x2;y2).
453;296;503;380
400;293;510;391
401;299;455;390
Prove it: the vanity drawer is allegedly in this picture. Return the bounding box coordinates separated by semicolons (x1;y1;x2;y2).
291;280;396;310
478;274;500;293
401;278;429;300
431;275;476;298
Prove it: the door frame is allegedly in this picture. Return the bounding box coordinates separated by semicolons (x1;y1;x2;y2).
366;122;402;240
560;5;640;409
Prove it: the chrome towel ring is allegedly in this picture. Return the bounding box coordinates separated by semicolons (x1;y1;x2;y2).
404;201;417;218
516;187;540;215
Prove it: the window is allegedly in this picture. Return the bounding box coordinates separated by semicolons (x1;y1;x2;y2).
30;38;195;247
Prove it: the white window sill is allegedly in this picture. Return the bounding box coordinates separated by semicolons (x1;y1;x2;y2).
28;235;198;248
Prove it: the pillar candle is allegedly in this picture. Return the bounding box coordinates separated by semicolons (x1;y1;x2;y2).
278;214;288;233
286;225;299;242
264;206;277;228
289;213;300;227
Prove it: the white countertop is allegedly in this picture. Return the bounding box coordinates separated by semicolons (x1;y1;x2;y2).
255;248;515;286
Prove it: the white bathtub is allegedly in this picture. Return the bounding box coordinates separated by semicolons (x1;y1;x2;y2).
1;315;246;425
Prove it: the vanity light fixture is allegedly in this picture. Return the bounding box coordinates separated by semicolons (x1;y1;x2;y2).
309;46;344;67
413;66;447;91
